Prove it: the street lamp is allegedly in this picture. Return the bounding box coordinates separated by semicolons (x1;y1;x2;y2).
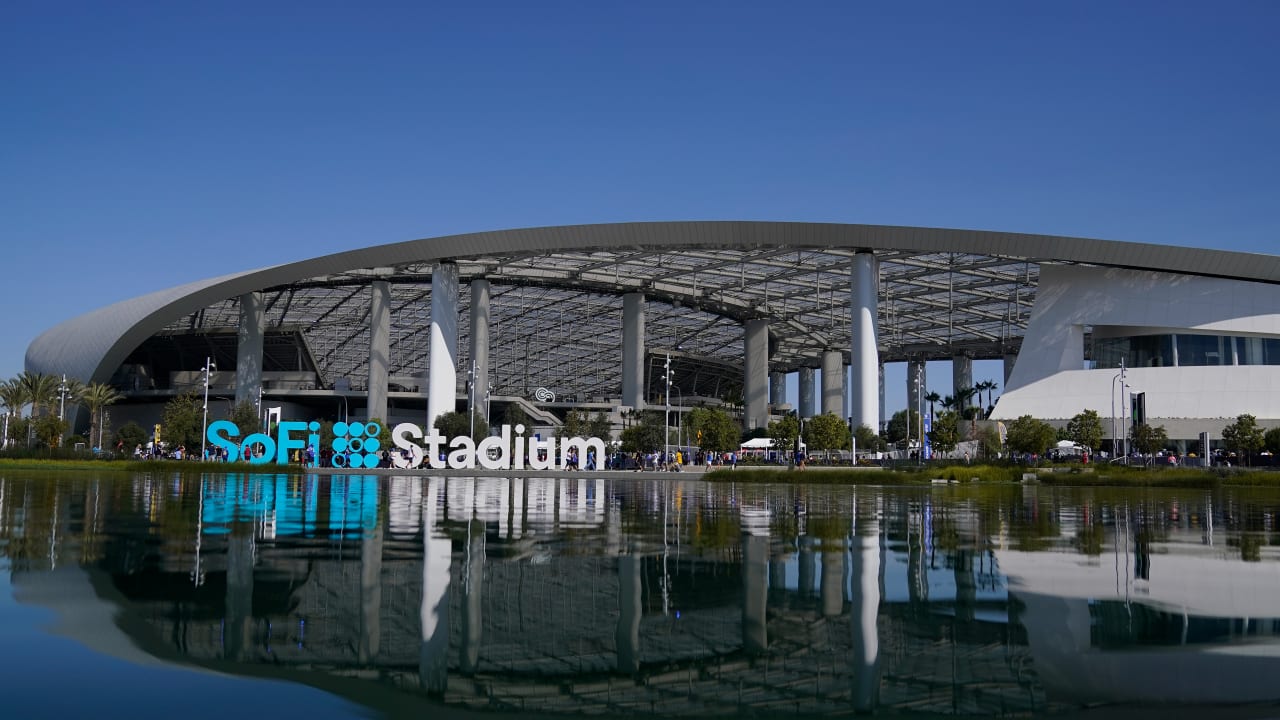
201;357;216;461
664;352;673;464
58;374;69;421
1111;357;1127;464
467;360;479;440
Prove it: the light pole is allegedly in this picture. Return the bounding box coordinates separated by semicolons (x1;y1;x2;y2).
663;352;673;464
1111;357;1127;463
671;384;684;461
58;374;68;421
201;357;216;461
467;360;478;440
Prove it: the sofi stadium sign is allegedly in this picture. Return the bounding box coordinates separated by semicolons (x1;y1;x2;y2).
206;419;607;470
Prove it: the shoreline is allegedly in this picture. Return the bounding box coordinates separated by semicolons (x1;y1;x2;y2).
1;457;1277;487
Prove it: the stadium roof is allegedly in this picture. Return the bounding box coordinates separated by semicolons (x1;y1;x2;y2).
26;221;1280;401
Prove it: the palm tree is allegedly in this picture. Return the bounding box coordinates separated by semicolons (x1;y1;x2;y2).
81;382;124;449
956;386;979;419
0;379;28;448
924;391;941;423
976;380;998;418
16;371;59;418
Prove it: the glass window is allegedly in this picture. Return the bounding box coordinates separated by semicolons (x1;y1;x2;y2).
1175;334;1228;366
1131;335;1174;368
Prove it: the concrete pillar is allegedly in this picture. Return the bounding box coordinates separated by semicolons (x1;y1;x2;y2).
953;353;974;406
1003;352;1017;384
798;537;815;597
420;478;452;694
744;319;769;431
426;263;459;432
235;292;264;408
843;363;852;421
469;279;490;418
769;371;787;411
224;530;254;661
850;252;880;429
907;359;926;418
617;545;642;673
821;543;845;617
799;367;817;418
367;280;391;422
359;522;383;663
821;349;842;416
621;293;645;409
742;532;769;654
460;519;484;675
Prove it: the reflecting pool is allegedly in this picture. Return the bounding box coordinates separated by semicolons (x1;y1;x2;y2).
3;473;1280;718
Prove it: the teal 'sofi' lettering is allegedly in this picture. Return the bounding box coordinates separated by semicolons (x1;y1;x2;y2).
207;419;321;464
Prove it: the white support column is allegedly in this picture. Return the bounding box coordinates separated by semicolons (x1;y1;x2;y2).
953;353;974;405
469;279;491;416
769;371;787;411
426;263;459;432
851;512;882;713
821;350;842;417
367;280;391;422
799;367;817;418
621;293;645;409
850;252;880;429
235;292;264;408
743;319;769;431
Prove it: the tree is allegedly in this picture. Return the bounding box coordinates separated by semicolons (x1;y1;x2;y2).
767;414;800;462
1005;415;1057;456
976;379;999;417
687;406;740;453
977;424;1003;459
928;410;961;456
803;413;849;457
161;391;204;451
923;391;941;422
1265;427;1280;456
32;415;68;448
227;400;262;435
80;382;124;449
620;410;664;453
1065;409;1104;452
0;379;27;448
433;410;488;440
853;424;885;454
587;412;613;442
1222;414;1266;465
115;421;148;452
885;408;922;448
1132;423;1169;456
16;371;59;418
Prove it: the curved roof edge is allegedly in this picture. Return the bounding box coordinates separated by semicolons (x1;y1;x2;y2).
26;221;1280;384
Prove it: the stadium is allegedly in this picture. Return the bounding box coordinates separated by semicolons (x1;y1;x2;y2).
24;221;1280;451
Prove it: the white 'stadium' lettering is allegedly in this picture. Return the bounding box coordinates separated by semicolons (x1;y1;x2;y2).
391;422;605;471
206;419;605;469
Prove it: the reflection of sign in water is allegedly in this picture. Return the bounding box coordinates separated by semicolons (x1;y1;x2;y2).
534;387;555;402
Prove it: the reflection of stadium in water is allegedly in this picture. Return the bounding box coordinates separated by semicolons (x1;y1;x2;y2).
3;475;1280;717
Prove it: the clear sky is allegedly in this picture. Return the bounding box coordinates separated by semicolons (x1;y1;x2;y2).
3;0;1277;415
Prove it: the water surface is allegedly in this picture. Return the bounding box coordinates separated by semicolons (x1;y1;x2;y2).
2;472;1279;718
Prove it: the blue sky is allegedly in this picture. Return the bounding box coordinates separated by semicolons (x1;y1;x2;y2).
3;0;1277;414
